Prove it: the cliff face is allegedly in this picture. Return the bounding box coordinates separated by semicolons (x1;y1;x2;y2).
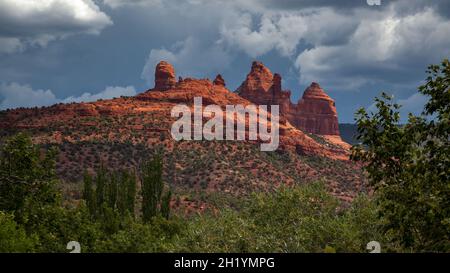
294;82;339;135
236;61;275;105
237;62;340;136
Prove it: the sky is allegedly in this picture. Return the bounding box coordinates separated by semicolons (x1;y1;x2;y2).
0;0;449;123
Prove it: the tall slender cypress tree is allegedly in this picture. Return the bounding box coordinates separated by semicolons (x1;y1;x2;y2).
82;171;95;216
95;165;107;217
160;189;172;220
141;153;163;222
106;172;118;210
117;170;127;216
127;170;136;217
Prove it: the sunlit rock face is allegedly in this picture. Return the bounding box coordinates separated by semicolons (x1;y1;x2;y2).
236;61;275;106
294;82;339;135
154;61;176;91
237;62;340;136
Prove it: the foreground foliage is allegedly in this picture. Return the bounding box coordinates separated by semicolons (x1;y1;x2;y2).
352;59;450;252
176;184;386;253
0;134;386;252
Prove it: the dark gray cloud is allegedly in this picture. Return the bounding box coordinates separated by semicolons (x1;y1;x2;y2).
260;0;384;10
254;0;450;14
0;0;448;122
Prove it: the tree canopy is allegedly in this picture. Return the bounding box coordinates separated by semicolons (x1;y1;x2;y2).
352;59;450;252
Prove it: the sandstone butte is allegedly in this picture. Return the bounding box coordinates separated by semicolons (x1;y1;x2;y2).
237;61;340;136
0;61;351;160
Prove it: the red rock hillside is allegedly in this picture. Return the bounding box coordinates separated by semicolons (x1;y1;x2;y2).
0;61;366;204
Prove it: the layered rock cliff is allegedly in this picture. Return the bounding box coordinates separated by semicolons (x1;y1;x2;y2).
236;61;275;105
295;82;339;135
237;61;340;136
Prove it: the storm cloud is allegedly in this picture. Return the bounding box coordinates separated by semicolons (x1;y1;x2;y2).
0;0;448;122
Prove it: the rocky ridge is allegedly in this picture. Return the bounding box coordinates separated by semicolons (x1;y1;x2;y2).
237;61;340;136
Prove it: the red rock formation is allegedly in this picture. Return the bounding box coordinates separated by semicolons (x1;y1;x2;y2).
154;61;176;91
236;61;274;105
213;74;226;86
237;61;340;136
270;73;293;115
271;73;282;93
295;82;339;135
139;61;348;158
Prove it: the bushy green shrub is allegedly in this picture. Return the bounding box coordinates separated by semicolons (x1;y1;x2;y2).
176;182;385;253
93;216;184;253
0;211;36;252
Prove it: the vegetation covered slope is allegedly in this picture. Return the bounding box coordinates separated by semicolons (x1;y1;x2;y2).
0;77;364;208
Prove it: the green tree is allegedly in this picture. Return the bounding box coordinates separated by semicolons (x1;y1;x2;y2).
116;170;136;217
126;171;136;217
0;133;59;220
100;203;121;235
177;182;382;253
160;190;172;220
0;211;36;252
83;167;138;223
82;171;96;216
116;171;128;216
140;153;171;222
95;165;107;216
106;172;118;210
93;217;183;253
352;59;450;252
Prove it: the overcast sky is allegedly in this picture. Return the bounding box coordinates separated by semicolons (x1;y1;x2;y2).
0;0;449;122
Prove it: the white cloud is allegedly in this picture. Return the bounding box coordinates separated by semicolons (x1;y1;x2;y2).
218;8;356;58
295;8;450;90
219;13;293;58
366;91;428;123
62;86;136;103
0;83;136;110
0;0;112;54
0;82;58;109
142;36;232;86
398;92;428;115
102;0;161;9
0;38;24;54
